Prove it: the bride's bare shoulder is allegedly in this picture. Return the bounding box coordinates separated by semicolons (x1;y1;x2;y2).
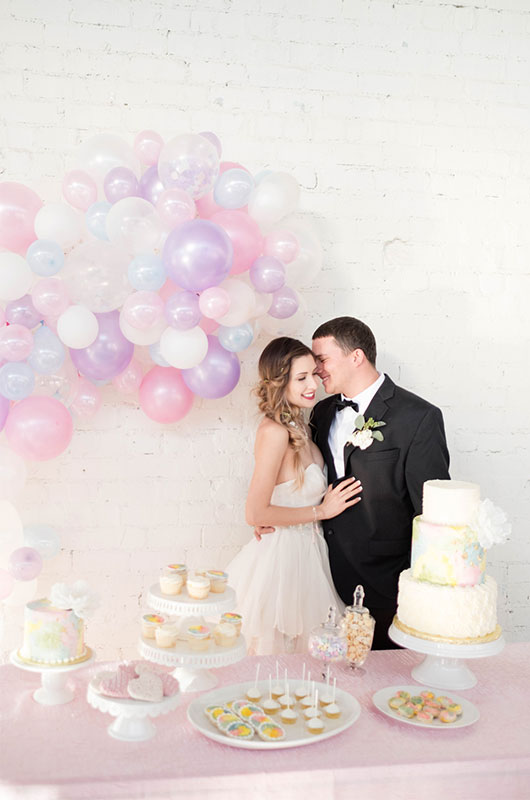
255;417;289;447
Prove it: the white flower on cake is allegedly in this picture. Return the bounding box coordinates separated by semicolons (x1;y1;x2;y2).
346;415;386;451
50;581;100;619
474;499;511;549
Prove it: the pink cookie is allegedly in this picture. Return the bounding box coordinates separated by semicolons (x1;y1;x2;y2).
160;672;179;697
127;671;164;702
99;664;138;698
134;660;165;675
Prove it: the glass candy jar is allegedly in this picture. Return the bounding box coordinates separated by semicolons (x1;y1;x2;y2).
342;585;375;671
308;606;347;673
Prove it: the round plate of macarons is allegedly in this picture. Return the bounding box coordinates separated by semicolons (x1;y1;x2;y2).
372;685;480;729
187;679;361;749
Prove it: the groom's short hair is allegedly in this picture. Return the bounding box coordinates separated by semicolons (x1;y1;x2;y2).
312;316;377;365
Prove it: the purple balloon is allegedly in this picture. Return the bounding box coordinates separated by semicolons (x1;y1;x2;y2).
268;286;299;319
163;219;233;292
165;290;202;330
182;335;240;399
103;167;140;204
5;294;42;329
0;394;9;432
249;256;286;293
139;166;165;205
70;310;134;381
8;546;43;581
199;131;222;158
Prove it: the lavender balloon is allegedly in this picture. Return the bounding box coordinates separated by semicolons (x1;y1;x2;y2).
268;286;299;319
182;335;240;399
5;294;41;329
250;255;286;293
165;290;202;330
8;546;43;581
104;167;140;204
70;310;134;381
139;166;165;205
163;219;233;292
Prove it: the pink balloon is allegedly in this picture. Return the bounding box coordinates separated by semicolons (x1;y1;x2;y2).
122;291;164;330
134;130;164;166
8;547;43;581
0;307;6;327
199;287;231;319
4;395;73;461
210;210;263;275
62;170;97;211
199;317;219;335
0;324;34;362
31;278;70;317
112;357;143;394
0;568;15;599
156;188;196;229
158;279;181;302
264;229;300;264
0;182;42;255
139;365;194;423
196;162;249;219
70;376;102;418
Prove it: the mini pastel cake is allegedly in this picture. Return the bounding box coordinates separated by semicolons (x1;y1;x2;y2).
167;563;187;577
159;572;184;595
21;600;85;665
141;613;165;638
213;623;237;648
155;623;178;648
186;575;210;600
206;570;228;593
220;612;242;635
187;624;211;651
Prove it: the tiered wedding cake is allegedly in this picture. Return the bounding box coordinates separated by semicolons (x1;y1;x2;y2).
396;480;510;643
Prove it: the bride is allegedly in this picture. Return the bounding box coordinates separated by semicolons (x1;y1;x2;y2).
227;337;362;655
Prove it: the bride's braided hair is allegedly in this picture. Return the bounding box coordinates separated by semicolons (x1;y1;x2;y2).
255;337;314;487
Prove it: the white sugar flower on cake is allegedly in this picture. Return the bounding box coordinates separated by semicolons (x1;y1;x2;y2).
50;580;100;619
475;499;511;549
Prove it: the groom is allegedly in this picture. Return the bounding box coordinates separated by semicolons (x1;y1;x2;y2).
310;316;450;649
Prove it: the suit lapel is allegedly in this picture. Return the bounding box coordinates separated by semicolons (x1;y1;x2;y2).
343;375;395;470
312;396;340;482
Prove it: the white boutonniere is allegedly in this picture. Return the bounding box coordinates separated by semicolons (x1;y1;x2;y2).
346;415;386;450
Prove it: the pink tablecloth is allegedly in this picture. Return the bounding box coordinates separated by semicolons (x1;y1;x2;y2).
1;643;529;800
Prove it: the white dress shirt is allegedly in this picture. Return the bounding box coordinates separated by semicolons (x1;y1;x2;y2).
329;372;386;479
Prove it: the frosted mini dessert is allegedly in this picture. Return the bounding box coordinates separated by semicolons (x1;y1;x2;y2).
155;622;178;648
159;572;184;595
220;612;242;635
186;575;210;600
257;721;286;742
186;624;211;651
306;717;325;735
141;613;165;638
280;703;298;725
167;563;187;577
206;570;228;593
213;623;237;648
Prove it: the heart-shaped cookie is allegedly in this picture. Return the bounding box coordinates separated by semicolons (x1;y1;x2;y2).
134;660;164;675
160;672;179;697
127;671;164;702
99;663;137;698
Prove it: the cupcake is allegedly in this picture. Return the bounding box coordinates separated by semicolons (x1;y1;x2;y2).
141;613;165;638
324;702;341;720
186;624;211;651
306;717;325;735
220;612;242;636
155;622;178;648
186;575;210;600
206;570;228;593
280;706;298;725
262;697;281;715
213;623;237;648
159;572;184;595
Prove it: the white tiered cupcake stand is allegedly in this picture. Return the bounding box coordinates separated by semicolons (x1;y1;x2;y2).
389;622;505;690
138;584;246;692
11;648;95;705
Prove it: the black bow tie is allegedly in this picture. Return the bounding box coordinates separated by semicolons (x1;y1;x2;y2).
334;397;359;412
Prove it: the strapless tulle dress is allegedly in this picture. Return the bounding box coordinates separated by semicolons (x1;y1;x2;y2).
227;463;345;655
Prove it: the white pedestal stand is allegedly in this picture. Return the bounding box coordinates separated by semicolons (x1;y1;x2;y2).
11;648;95;705
388;623;505;690
141;585;246;692
87;679;180;742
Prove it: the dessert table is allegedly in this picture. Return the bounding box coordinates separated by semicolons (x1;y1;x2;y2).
1;642;529;800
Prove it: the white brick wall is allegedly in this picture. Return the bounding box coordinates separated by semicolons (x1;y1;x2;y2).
1;0;529;660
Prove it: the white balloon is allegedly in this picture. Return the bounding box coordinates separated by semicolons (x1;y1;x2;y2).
0;253;33;302
2;578;38;607
281;216;323;287
57;305;99;349
119;311;167;346
74;132;140;186
34;203;83;251
0;500;24;561
0;448;27;502
216;278;256;327
248;172;300;233
159;325;208;369
106;197;163;255
62;240;130;313
33;359;78;407
252;291;272;318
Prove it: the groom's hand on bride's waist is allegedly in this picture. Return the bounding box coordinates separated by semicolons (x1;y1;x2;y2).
254;525;275;542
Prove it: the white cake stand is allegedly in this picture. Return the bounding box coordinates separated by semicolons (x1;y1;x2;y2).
388;623;505;690
10;648;95;705
86;678;180;742
140;584;246;692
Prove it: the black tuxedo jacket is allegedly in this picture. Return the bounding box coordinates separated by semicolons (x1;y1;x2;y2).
310;375;450;609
